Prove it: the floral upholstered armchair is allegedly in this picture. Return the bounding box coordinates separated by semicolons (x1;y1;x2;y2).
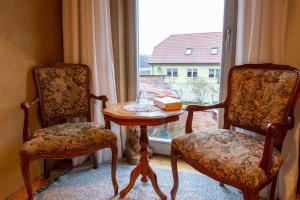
19;63;118;200
170;64;300;200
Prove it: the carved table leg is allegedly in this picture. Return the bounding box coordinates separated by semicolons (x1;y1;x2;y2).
119;126;167;200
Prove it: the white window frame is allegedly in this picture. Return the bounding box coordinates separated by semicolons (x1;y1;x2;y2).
167;68;178;77
208;69;220;78
187;68;198;78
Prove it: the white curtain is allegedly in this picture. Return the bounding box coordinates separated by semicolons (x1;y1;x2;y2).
62;0;122;165
236;0;300;199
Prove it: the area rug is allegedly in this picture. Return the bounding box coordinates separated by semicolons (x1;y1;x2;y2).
34;163;244;200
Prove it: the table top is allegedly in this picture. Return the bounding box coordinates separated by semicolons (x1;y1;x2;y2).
102;102;184;126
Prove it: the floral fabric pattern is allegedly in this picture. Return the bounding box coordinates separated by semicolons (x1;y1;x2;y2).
20;122;116;157
228;68;298;131
35;65;90;121
172;129;283;189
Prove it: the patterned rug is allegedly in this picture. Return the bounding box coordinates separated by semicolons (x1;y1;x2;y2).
35;163;243;200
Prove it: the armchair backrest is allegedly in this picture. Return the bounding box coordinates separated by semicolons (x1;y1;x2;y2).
33;63;91;127
225;64;300;136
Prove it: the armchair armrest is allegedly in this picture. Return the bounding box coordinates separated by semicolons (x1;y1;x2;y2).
91;94;108;109
185;103;225;133
20;98;39;143
91;94;111;129
260;118;292;174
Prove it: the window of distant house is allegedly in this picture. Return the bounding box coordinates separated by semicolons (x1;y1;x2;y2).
167;68;178;77
187;69;198;77
209;69;220;78
157;66;162;73
211;47;218;55
185;48;193;55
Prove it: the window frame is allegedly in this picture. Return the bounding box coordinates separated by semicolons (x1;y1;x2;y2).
167;68;178;77
187;68;198;78
208;68;221;79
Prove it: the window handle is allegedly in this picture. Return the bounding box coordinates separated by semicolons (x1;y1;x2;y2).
225;27;231;49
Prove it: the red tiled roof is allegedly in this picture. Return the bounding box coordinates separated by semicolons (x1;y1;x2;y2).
149;32;222;64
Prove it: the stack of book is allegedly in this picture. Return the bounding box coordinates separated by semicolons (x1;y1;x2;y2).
153;97;182;111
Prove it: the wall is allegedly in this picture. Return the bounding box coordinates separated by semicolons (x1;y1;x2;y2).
0;0;63;199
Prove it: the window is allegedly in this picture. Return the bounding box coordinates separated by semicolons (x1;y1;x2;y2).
211;47;218;55
209;69;214;78
173;69;178;77
167;68;178;77
216;69;220;79
185;48;193;55
136;0;238;155
187;69;198;77
167;69;172;76
157;67;162;73
209;69;220;78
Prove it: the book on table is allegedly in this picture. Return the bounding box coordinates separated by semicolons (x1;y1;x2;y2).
153;97;182;111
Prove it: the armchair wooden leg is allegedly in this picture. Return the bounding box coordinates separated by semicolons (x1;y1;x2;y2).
91;153;98;169
44;159;50;179
170;147;179;200
268;175;278;200
111;141;119;196
243;191;259;200
20;156;33;200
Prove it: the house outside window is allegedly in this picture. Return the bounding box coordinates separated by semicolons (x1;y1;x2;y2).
167;68;178;77
209;69;220;78
187;69;198;77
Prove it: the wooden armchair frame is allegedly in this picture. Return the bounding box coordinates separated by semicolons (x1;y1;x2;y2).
171;64;300;200
20;63;118;200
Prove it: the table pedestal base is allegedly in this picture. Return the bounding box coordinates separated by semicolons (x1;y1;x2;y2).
119;126;167;200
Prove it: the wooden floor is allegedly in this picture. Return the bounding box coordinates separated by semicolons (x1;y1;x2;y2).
7;154;197;200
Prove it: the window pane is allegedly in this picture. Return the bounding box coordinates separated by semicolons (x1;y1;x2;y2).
187;69;192;77
193;69;198;77
216;69;220;79
209;69;214;78
137;0;225;153
173;69;178;77
157;66;162;73
167;69;172;76
211;47;218;55
185;48;192;55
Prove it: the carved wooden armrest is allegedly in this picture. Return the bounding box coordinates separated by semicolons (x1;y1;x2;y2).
260;118;293;174
91;94;108;109
20;98;39;143
91;94;111;129
185;103;225;133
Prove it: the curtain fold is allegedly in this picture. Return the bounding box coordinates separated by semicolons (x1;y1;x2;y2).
110;0;137;150
236;0;300;199
110;0;129;103
62;0;122;165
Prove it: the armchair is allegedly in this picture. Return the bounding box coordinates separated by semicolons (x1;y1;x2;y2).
20;63;118;200
170;64;300;200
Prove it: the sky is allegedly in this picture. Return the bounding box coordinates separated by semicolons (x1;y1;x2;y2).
138;0;225;55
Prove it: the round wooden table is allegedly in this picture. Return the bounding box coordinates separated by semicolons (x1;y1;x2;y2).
102;102;184;200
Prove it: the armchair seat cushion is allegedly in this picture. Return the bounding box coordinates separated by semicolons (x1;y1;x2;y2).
172;129;283;189
20;122;116;157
